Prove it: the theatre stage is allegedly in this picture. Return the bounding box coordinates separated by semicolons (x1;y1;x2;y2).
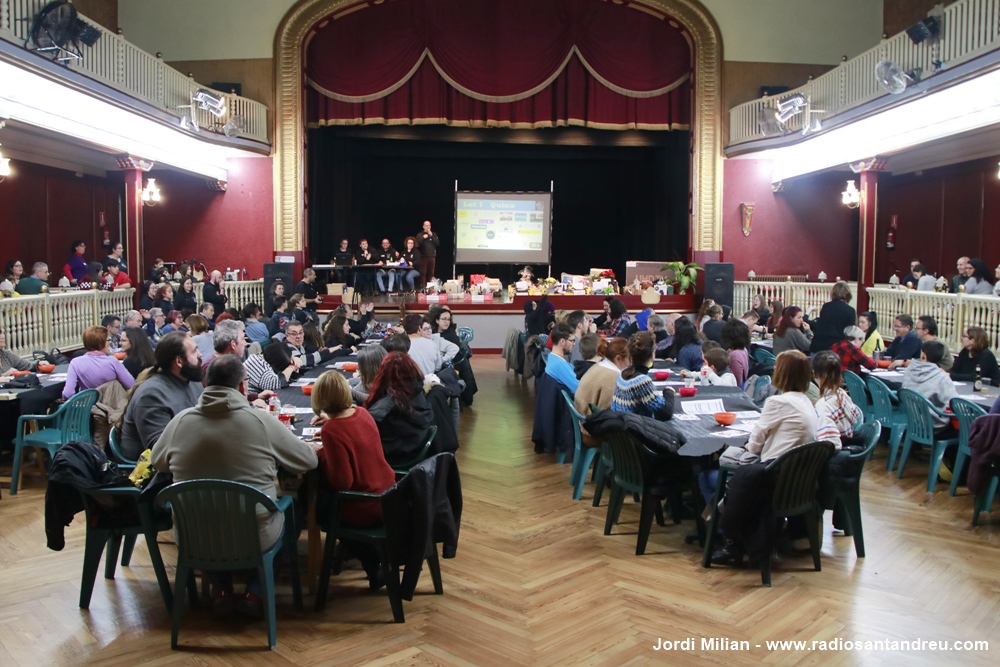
321;293;697;352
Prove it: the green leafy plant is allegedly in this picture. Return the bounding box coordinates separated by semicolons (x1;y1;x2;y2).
660;261;703;295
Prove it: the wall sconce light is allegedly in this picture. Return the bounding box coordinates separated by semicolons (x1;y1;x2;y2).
0;148;10;183
141;178;161;206
841;180;860;208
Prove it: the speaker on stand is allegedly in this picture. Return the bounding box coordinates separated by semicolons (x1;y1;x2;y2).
263;262;295;311
703;263;735;313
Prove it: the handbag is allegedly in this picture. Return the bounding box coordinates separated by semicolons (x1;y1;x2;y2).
6;373;41;388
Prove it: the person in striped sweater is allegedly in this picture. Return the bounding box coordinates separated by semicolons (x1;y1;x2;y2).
611;332;674;421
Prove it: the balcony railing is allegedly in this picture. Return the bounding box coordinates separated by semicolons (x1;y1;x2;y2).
867;287;1000;357
728;0;1000;146
0;288;135;357
734;280;859;320
169;279;264;314
0;0;268;144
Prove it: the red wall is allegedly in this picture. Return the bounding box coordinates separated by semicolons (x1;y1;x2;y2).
141;157;275;278
721;159;856;281
0;160;118;276
876;157;1000;282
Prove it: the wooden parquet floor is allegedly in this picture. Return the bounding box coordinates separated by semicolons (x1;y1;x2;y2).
1;355;998;665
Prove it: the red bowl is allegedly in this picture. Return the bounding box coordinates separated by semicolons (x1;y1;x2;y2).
36;363;55;373
342;362;358;372
301;385;313;395
12;370;32;377
679;386;698;397
714;412;737;426
653;371;671;381
113;352;127;361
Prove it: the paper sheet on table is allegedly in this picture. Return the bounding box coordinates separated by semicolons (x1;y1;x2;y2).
673;413;700;421
872;370;905;379
967;394;989;401
652;381;687;388
301;427;321;437
290;407;315;414
731;410;761;419
290;378;318;386
680;398;726;415
952;382;967;386
710;429;748;438
728;421;758;433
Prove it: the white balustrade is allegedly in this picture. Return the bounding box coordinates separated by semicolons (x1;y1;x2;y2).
729;0;1000;145
225;280;265;312
866;287;1000;357
0;0;268;144
0;288;136;357
734;280;859;319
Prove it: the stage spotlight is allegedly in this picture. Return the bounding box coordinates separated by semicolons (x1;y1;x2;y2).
193;89;227;118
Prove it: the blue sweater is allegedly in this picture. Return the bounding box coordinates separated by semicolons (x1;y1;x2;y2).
677;342;704;371
885;330;921;361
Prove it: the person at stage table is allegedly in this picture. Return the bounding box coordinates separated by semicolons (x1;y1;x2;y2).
399;236;422;292
354;238;378;293
416;220;440;287
63;240;88;286
295;268;324;312
376;238;399;293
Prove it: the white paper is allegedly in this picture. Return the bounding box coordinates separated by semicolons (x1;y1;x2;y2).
680;398;726;415
673;414;700;421
728;421;758;433
710;429;747;438
301;427;321;437
952;382;967;387
967;394;988;401
291;407;315;414
731;410;761;419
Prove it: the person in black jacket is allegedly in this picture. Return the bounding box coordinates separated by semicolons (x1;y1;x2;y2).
139;280;158;311
524;293;555;336
202;270;228;313
416;220;440;287
809;281;857;353
365;353;435;464
951;326;1000;386
173;276;198;313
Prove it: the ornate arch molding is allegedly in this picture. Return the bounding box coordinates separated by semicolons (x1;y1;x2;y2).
273;0;723;253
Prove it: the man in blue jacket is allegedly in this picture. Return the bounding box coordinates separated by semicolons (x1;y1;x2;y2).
886;314;923;368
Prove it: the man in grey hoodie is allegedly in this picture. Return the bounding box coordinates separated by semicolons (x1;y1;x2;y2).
901;340;958;432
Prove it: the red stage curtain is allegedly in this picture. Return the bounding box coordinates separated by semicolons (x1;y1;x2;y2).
305;0;691;129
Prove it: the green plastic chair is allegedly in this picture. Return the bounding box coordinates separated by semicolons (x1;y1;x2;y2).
156;480;302;650
389;425;437;475
842;370;872;422
313;463;446;622
865;375;907;468
949;398;987;497
457;326;474;344
75;484;175;610
11;389;99;494
561;390;601;501
759;441;836;586
601;431;669;556
830;421;881;558
752;348;776;366
107;425;138;467
896;389;960;492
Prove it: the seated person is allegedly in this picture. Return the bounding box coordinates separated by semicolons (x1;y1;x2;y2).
665;316;703;371
901;340;957;433
121;326;156;379
596;299;630;337
242;303;271;344
245;342;300;393
746;350;841;463
544;323;580;393
832;325;876;375
151;355;318;614
350;345;387;405
701;305;725;344
611;332;674;421
279;321;332;369
885;314;922;368
270;296;291;334
62;326;135;399
187;314;215;360
323;313;361;356
0;327;34;374
720;319;751;387
619;308;653;340
573;332;602;380
950;326;1000;386
364;352;434;464
702;347;737;387
161;310;185;335
772;306;813;355
812;351;863;439
403;313;457;376
915;316;952;372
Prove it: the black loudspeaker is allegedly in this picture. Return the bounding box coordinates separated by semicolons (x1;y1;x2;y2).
703;263;734;310
906;16;940;45
263;262;294;308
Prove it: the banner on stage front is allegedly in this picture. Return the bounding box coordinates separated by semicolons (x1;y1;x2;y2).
455;191;552;264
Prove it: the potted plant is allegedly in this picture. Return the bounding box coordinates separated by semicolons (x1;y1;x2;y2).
660;261;703;295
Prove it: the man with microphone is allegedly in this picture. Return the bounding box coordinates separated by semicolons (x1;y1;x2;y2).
416;220;440;289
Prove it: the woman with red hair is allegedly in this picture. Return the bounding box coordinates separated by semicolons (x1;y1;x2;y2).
772;306;813;356
364;352;434;464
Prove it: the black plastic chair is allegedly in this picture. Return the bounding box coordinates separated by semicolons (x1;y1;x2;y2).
830;421;881;558
389;425;437;475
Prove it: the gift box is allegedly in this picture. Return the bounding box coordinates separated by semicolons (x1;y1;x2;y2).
326;282;345;296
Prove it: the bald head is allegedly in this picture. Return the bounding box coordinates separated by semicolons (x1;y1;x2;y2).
664;313;682;334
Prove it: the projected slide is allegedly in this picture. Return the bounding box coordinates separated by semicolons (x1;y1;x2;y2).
455;192;552;264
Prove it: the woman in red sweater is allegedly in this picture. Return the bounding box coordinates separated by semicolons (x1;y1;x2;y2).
312;371;396;527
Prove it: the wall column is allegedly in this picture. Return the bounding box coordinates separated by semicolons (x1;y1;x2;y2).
119;163;146;286
856;168;881;312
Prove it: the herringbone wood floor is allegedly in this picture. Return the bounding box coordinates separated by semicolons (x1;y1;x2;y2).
1;356;998;665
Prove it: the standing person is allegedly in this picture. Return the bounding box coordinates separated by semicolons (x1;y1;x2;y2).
399;236;422;292
375;238;399;294
295;268;324;312
809;281;856;353
203;270;228;312
102;242;128;275
63;240;88;286
416;220;440;288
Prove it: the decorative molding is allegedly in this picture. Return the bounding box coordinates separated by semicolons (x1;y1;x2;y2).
272;0;724;253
